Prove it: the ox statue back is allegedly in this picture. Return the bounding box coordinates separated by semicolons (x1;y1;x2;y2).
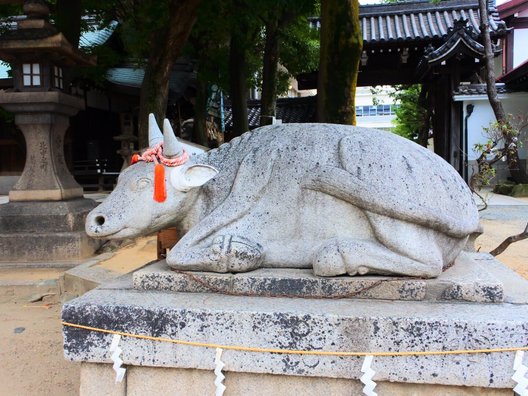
86;115;479;278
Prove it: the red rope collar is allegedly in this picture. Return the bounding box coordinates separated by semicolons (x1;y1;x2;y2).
130;143;189;202
131;143;189;167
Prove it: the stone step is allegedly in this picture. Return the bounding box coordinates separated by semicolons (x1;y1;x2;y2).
0;231;100;265
0;198;97;233
58;254;123;301
0;267;61;297
58;246;156;301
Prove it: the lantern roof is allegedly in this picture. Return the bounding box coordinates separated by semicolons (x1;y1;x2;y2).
0;32;96;66
0;0;95;67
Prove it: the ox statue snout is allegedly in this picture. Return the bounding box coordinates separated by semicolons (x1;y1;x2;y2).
85;208;142;239
85;211;109;237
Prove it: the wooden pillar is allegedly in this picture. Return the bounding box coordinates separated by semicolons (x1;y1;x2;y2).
448;61;463;174
432;62;464;176
432;75;450;162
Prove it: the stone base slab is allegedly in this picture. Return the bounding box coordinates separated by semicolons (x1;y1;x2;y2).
0;231;100;265
133;252;504;303
63;255;528;389
0;198;101;264
79;363;512;396
0;199;98;233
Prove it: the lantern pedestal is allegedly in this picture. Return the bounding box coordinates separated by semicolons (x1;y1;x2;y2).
0;1;99;265
0;91;85;201
0;91;101;266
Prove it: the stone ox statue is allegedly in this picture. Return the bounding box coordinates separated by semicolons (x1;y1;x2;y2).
86;116;479;278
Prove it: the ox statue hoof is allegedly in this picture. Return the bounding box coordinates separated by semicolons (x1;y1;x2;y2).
313;240;348;277
211;235;264;273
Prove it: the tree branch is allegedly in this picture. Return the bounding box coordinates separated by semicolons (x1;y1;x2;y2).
473;189;488;211
490;222;528;256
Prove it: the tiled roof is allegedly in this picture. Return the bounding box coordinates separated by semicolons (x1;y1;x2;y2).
79;20;118;49
224;96;317;130
497;59;528;89
106;67;144;88
452;83;512;96
106;59;196;96
416;18;502;76
308;0;507;44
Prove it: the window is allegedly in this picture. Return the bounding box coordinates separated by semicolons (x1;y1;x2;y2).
22;63;41;86
356;106;363;117
54;66;63;89
354;104;399;117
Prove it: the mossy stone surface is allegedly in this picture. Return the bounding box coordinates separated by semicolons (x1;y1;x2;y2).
511;183;528;197
493;182;515;195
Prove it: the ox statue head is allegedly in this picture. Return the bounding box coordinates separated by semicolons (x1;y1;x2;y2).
85;114;218;239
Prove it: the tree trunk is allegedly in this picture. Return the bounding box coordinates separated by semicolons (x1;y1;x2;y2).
260;18;279;126
138;0;201;148
229;34;249;136
54;0;82;93
317;0;362;125
479;0;506;121
194;72;209;146
55;0;82;48
479;0;528;183
417;84;431;147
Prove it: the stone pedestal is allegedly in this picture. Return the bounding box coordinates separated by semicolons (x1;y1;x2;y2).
0;91;101;265
0;198;100;266
0;91;85;201
63;253;528;394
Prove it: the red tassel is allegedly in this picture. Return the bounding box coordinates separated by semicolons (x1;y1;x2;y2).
153;164;166;202
131;154;139;165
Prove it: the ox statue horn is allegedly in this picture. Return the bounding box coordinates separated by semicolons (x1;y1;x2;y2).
163;119;184;158
148;113;163;147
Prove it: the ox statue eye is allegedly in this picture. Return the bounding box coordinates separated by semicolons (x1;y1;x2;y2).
131;177;152;192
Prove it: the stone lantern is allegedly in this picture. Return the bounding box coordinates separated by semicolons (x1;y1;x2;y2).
0;0;100;265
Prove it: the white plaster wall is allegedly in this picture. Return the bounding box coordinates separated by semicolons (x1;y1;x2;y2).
465;101;496;161
457;94;528;182
463;93;528;161
355;86;395;106
514;29;528;68
356;114;396;129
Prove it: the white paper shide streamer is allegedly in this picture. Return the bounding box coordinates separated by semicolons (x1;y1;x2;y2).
214;347;226;396
513;350;528;396
360;355;377;396
109;334;127;383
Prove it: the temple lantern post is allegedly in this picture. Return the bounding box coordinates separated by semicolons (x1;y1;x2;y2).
0;0;101;265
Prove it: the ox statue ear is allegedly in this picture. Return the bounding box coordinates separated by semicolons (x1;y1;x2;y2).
170;164;218;192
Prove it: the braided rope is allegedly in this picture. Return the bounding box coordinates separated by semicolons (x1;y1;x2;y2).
137;143;189;167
